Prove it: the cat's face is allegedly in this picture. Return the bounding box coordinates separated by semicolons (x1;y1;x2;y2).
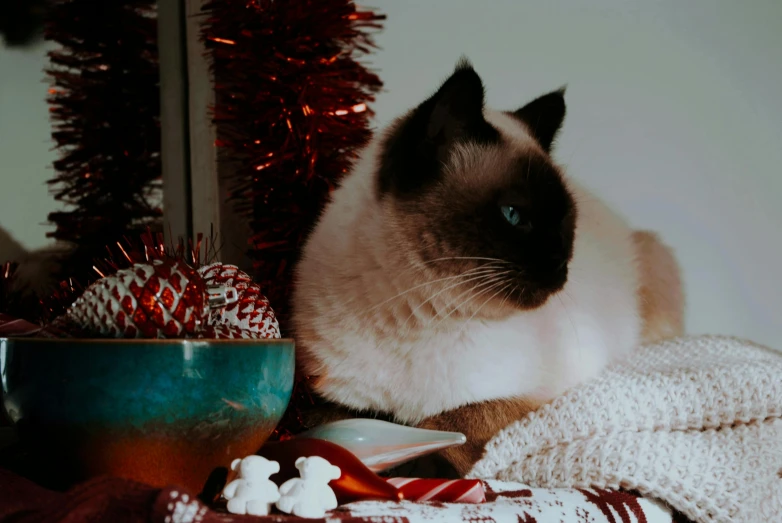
376;61;577;310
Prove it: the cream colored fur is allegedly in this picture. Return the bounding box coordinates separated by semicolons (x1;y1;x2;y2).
293;109;677;424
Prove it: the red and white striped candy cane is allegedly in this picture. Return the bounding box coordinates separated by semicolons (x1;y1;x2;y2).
386;478;486;504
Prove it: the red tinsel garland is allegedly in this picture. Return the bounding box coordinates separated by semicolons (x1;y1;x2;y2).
200;0;385;439
44;0;162;284
200;0;384;326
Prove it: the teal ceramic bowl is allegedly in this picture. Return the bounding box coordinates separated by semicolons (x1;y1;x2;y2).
0;337;294;494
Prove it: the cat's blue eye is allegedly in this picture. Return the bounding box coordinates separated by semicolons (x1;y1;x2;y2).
501;205;521;226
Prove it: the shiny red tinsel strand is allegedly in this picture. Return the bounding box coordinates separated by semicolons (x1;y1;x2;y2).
90;230;221;281
200;0;384;326
44;0;162;284
200;0;385;439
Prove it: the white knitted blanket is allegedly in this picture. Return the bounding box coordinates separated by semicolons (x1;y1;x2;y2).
469;335;782;523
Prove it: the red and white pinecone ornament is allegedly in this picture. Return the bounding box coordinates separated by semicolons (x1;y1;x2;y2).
198;263;280;338
66;259;214;338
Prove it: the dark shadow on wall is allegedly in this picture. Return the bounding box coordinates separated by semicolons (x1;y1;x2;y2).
0;225;26;265
0;225;69;301
0;0;51;49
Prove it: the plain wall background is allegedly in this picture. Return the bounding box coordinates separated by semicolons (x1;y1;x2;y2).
0;41;58;253
1;1;780;348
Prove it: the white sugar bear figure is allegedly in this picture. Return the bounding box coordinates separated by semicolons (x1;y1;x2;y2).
276;456;342;518
222;455;281;516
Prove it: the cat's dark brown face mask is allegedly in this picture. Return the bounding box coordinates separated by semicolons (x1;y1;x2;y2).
376;60;577;310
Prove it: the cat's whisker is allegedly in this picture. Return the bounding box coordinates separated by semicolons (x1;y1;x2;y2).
436;271;512;318
443;279;510;330
420;256;512;265
556;293;580;347
462;280;515;328
497;280;515;310
430;273;513;329
391;256;513;281
395;270;507;334
559;288;578;306
397;268;507;332
399;275;499;336
399;256;514;281
426;276;505;328
365;264;501;312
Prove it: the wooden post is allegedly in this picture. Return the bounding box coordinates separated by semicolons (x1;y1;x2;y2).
157;0;191;245
158;0;220;249
158;0;252;269
184;0;221;244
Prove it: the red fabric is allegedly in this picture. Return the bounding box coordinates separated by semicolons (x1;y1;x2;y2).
0;469;691;523
0;469;232;523
0;469;159;523
0;468;368;523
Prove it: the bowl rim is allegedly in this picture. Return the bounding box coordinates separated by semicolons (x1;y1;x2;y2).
1;337;294;345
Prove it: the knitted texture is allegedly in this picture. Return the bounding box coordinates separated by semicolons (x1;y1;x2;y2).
469;335;782;523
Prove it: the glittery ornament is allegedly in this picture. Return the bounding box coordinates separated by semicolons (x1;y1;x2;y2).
65;259;222;338
199;263;280;338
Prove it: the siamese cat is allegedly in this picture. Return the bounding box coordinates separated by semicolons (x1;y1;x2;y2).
292;60;684;476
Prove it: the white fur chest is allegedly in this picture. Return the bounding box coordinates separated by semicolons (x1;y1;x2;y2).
311;266;639;424
311;318;546;423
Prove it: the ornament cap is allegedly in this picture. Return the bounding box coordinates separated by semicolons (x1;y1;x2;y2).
206;285;239;309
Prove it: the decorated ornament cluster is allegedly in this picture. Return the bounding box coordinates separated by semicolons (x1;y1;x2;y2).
58;260;280;340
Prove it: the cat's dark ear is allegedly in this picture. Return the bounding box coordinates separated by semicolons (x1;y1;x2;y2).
513;88;566;152
377;59;499;196
422;58;493;150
